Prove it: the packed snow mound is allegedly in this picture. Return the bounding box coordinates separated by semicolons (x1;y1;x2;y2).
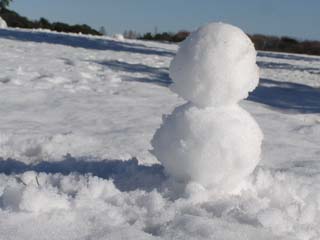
0;16;7;28
112;34;125;41
151;103;263;193
170;22;259;107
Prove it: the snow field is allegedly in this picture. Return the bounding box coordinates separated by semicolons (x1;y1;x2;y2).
0;27;318;166
0;28;178;164
0;26;319;239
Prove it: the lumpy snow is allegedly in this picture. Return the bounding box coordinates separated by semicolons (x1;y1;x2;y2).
0;25;319;240
0;16;7;28
152;23;263;194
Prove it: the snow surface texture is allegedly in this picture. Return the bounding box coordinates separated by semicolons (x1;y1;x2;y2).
0;17;7;28
152;104;263;193
152;23;263;193
1;170;319;240
0;27;319;239
170;22;259;107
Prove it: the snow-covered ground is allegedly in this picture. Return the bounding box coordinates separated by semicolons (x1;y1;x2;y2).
0;27;319;240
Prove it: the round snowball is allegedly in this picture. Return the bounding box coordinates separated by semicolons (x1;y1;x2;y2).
170;22;259;107
0;16;7;28
151;103;263;193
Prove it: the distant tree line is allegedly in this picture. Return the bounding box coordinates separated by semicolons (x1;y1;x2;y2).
0;8;101;36
139;31;190;43
140;31;320;56
250;34;320;56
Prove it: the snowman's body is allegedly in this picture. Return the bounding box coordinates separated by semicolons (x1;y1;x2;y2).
151;23;263;193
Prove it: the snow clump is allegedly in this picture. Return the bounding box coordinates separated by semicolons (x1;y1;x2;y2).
112;34;125;41
0;16;7;28
152;22;263;194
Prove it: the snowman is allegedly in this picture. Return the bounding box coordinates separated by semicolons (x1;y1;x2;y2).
151;22;263;194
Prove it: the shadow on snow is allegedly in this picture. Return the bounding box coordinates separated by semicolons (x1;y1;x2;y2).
0;155;166;192
258;51;320;63
249;78;320;113
88;58;320;113
257;61;320;75
0;28;175;57
92;60;172;86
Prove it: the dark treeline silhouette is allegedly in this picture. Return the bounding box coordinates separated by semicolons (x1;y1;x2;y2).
0;8;101;36
140;31;320;56
251;34;320;56
139;31;190;43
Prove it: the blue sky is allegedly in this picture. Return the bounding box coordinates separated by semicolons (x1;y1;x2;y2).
10;0;320;40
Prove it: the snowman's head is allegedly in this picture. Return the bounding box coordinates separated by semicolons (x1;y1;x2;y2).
170;22;259;108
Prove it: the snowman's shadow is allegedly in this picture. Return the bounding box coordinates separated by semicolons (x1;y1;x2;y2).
249;78;320;113
0;155;166;192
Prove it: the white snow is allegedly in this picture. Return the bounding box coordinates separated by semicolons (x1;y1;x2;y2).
169;22;259;108
0;16;7;28
152;23;263;194
0;26;319;240
1;169;318;240
151;104;263;193
0;28;178;164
